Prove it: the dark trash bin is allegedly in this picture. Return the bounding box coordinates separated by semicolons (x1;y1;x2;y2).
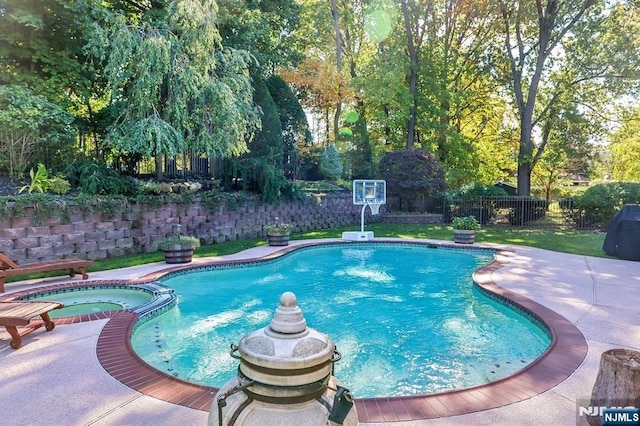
603;204;640;261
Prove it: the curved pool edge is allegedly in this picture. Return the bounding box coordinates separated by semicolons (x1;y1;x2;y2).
353;250;588;422
1;240;588;421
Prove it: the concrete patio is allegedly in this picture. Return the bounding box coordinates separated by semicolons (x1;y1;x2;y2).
0;239;638;426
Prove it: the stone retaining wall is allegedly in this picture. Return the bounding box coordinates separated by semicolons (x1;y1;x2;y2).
0;192;379;263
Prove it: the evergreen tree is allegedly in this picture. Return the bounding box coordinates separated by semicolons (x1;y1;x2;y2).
320;143;343;181
266;75;312;180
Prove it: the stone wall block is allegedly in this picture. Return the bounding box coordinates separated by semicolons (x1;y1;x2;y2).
40;235;63;247
123;212;140;221
76;241;98;254
51;224;74;235
105;212;123;222
115;220;133;230
116;237;134;248
45;217;62;227
155;208;175;219
106;230;125;240
141;210;156;220
74;223;94;233
68;213;85;223
133;236;151;247
0;228;26;239
98;240;116;250
84;213;102;223
10;216;34;228
53;244;76;256
4;250;26;262
27;246;53;260
88;249;108;260
14;237;39;250
84;231;105;241
149;218;167;227
96;222;115;231
108;247;127;258
0;239;12;251
65;233;86;245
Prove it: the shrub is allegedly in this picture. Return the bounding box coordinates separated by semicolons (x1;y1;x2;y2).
63;159;136;196
48;176;71;194
571;182;640;228
0;85;75;179
452;216;480;230
153;235;201;251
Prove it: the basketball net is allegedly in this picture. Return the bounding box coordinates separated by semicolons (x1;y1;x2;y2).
367;200;383;215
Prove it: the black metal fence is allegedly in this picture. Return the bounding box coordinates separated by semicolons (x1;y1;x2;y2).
409;195;596;229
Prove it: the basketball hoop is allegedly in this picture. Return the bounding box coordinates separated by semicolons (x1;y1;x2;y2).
342;180;386;241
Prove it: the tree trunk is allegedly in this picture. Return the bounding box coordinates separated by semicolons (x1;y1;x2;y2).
401;0;417;149
587;348;640;426
331;0;342;144
155;153;163;181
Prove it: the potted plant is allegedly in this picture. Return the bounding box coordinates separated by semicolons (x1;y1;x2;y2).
265;218;293;246
154;234;201;264
452;216;480;244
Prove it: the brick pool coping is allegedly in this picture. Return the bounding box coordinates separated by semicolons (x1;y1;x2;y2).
1;241;588;422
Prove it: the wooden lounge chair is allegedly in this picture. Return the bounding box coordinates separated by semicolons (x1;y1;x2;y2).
0;253;93;293
0;301;64;349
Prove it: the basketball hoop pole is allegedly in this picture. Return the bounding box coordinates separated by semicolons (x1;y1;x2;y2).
360;202;369;233
360;200;378;232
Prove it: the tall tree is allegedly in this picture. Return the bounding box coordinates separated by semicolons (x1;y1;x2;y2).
494;0;640;195
266;75;312;180
227;70;285;202
94;0;259;180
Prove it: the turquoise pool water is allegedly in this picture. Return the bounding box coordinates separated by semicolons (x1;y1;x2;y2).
132;243;551;398
28;288;153;318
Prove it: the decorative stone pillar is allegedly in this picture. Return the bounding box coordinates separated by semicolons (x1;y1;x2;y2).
208;292;358;426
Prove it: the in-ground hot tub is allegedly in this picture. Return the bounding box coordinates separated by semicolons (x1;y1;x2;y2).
19;282;176;319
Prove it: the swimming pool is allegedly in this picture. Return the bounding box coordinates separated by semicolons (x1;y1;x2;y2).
131;243;551;398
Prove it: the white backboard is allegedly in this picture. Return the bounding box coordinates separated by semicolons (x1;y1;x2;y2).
353;180;386;205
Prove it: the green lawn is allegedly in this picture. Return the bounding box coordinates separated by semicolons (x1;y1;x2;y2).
97;223;609;272
295;223;607;258
4;223;609;284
